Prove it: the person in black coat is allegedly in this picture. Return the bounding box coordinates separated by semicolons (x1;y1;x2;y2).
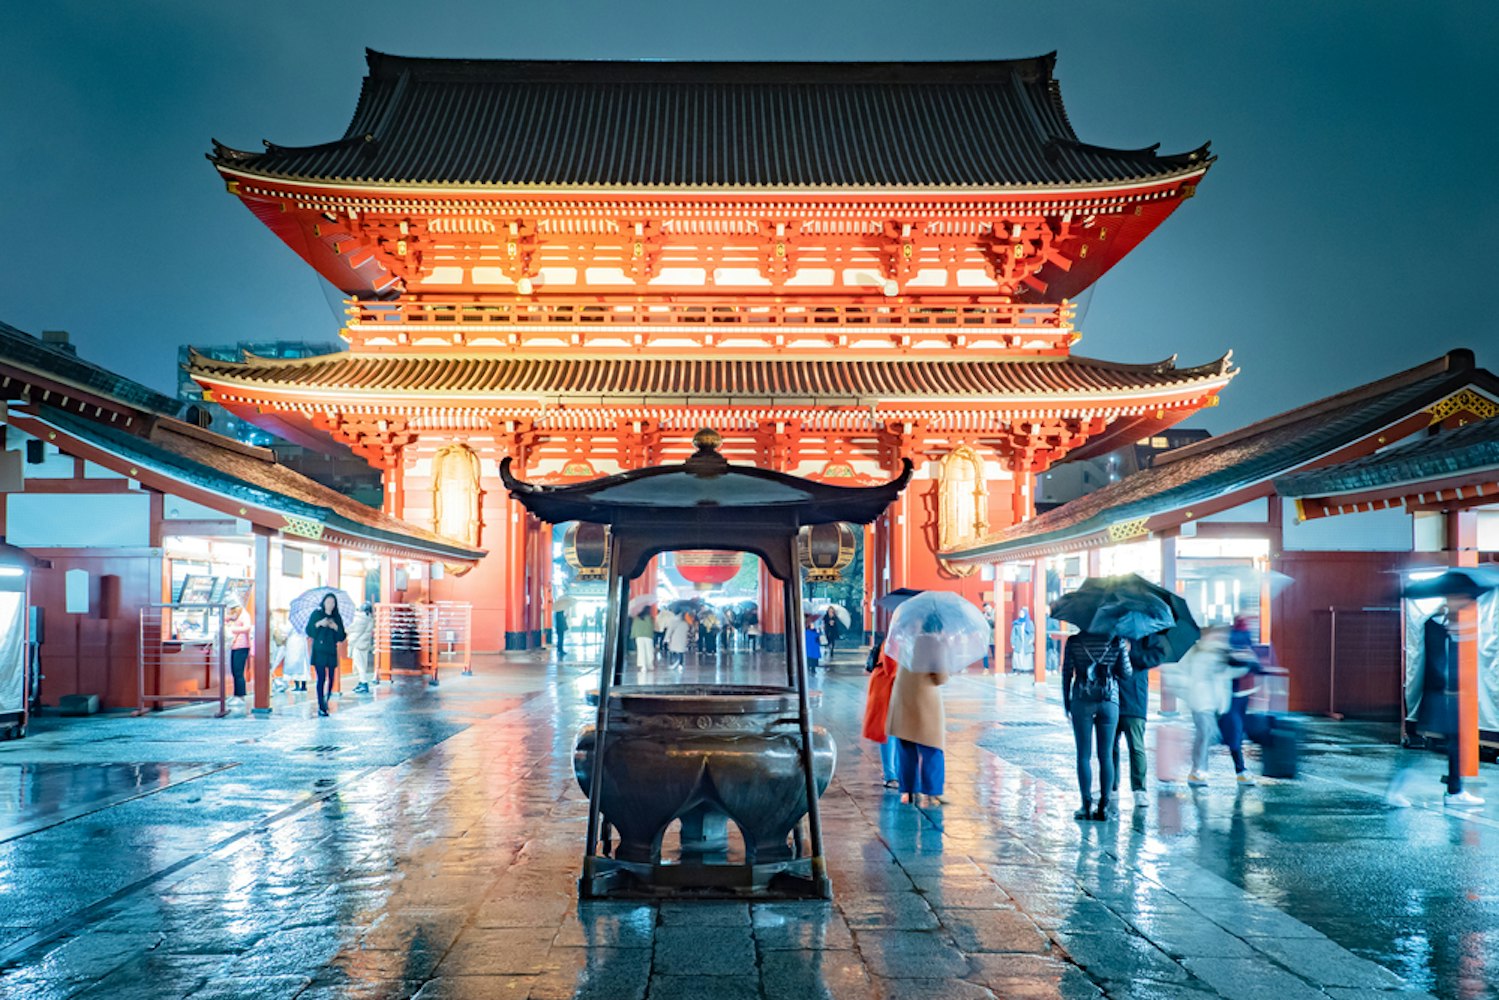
1391;603;1484;807
1111;668;1152;806
306;593;346;717
1061;630;1133;821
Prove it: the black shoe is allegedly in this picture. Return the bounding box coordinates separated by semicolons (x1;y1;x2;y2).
1093;801;1115;821
1074;803;1093;821
318;707;329;717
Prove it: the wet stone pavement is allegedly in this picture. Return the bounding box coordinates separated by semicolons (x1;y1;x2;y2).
0;650;1493;1000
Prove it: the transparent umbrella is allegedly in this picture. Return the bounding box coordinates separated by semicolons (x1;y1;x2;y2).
628;595;658;616
885;591;991;674
808;602;852;628
289;587;356;632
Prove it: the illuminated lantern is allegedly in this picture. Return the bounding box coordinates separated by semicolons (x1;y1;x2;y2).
799;522;856;583
674;549;742;591
563;522;610;581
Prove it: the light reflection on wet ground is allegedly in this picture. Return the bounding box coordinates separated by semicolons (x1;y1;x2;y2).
0;652;1489;999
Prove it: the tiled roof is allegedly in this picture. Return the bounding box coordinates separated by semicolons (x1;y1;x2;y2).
1275;416;1499;498
209;51;1211;190
0;321;185;417
945;350;1495;561
29;405;483;563
189;351;1234;403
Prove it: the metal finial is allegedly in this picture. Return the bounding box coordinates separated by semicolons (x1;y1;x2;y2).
692;428;722;452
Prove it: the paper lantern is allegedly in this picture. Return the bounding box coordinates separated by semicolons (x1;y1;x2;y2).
798;522;856;583
563;522;610;581
674;549;742;591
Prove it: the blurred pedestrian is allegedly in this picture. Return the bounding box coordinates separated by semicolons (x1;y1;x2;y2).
226;601;252;701
1387;599;1484;808
1219;616;1263;785
1170;627;1252;786
347;602;375;694
553;607;569;659
665;612;690;669
1062;629;1132;820
804;615;822;673
862;640;900;790
306;592;346;717
630;607;656;670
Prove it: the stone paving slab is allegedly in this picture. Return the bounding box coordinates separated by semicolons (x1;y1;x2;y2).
0;651;1489;998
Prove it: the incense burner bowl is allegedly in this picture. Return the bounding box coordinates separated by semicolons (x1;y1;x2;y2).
574;684;836;865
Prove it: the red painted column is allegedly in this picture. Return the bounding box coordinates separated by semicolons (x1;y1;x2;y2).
994;570;1009;673
1031;559;1047;681
1448;510;1480;778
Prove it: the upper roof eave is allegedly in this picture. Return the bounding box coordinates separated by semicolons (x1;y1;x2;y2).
209;159;1212;200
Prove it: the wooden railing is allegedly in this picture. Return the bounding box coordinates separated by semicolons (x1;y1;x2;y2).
346;296;1076;353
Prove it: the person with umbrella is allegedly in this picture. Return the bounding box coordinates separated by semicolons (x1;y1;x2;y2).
1061;626;1134;820
305;591;346;717
884;593;989;806
1386;569;1495;808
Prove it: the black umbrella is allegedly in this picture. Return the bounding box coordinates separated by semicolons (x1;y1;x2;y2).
875;588;925;612
1088;591;1175;640
667;599;699;614
1050;579;1110;629
1402;566;1499;600
1053;574;1201;665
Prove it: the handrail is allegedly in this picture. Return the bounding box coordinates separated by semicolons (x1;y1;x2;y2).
137;602;228;718
348;296;1073;332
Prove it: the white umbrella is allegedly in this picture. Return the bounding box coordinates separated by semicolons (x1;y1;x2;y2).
628;594;658;616
886;591;991;674
553;596;579;611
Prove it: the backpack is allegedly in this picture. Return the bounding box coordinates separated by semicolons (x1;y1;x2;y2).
1076;640;1122;703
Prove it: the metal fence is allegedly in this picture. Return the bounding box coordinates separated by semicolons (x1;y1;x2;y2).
1318;606;1403;721
137;602;228;717
373;602;472;685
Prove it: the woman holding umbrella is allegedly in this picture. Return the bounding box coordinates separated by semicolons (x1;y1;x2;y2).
884;593;990;806
306;592;346;717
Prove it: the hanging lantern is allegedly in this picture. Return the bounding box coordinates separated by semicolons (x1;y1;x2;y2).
674;549;742;591
563;522;610;581
799;522;856;583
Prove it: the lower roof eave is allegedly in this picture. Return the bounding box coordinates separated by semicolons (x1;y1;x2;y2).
941;527;1114;566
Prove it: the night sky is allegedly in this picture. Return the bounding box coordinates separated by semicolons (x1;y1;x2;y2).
2;1;1495;432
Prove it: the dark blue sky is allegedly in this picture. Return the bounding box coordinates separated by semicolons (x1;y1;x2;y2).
2;1;1496;431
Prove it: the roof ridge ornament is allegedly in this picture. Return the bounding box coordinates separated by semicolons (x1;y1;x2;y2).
683;427;730;478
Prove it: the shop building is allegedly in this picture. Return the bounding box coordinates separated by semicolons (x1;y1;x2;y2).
1276;413;1499;772
192;51;1235;652
0;322;482;712
944;350;1498;732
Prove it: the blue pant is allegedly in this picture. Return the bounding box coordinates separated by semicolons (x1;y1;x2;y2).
880;738;900;782
896;739;944;796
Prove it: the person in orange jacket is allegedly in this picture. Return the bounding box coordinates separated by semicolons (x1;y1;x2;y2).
863;644;900;789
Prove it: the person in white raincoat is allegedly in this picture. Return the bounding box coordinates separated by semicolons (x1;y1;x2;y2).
283;627;312;692
347;603;376;694
665;613;691;669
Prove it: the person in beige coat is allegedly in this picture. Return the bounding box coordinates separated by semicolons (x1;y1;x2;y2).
887;663;949;805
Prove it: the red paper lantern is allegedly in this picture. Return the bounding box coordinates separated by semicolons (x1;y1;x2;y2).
674;549;742;590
